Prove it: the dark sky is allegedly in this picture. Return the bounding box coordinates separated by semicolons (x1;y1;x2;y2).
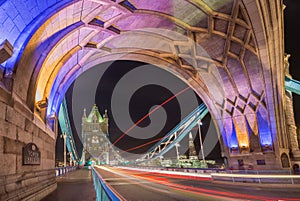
56;1;300;162
61;61;219;161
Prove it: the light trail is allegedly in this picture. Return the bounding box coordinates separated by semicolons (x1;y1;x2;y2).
122;137;163;153
102;166;300;201
119;107;202;154
112;86;190;146
100;86;191;158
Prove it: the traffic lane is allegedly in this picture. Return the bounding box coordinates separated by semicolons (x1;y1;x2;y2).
103;166;300;201
95;166;231;201
127;170;300;200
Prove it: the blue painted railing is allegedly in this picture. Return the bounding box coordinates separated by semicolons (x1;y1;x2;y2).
91;167;122;201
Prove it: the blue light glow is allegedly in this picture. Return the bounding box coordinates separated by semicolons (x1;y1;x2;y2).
257;110;273;146
229;120;238;148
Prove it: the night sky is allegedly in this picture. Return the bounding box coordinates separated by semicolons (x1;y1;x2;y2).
60;61;219;162
56;1;300;163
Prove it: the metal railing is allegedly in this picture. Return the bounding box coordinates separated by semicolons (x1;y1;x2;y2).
91;166;123;201
55;166;78;176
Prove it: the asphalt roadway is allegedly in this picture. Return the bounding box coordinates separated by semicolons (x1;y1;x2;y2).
95;166;300;201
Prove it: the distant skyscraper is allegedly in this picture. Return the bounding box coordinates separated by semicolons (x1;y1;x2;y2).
188;132;198;160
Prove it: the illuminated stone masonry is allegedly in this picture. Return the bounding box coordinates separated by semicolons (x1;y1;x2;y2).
0;0;299;199
81;105;110;165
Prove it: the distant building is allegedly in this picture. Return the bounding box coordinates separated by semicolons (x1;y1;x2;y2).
188;132;198;160
80;105;110;165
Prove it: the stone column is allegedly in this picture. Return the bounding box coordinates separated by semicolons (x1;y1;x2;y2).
284;53;300;160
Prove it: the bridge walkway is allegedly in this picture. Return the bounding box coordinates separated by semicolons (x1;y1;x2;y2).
41;168;95;201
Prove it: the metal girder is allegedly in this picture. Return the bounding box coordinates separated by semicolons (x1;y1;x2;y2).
285;76;300;95
58;98;80;163
136;103;208;163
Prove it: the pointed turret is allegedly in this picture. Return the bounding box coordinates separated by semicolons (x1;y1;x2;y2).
87;104;104;123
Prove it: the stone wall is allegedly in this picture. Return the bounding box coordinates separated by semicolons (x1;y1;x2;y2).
0;87;56;200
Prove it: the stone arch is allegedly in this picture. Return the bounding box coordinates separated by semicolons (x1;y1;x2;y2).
0;0;295;199
0;0;288;170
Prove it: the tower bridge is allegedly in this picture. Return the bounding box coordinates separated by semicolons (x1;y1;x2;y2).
0;0;300;200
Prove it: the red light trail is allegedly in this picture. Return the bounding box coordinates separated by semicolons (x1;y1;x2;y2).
113;86;190;146
100;86;191;157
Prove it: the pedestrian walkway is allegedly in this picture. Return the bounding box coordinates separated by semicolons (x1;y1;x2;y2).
42;168;96;201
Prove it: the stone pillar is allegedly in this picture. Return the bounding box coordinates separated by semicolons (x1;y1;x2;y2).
285;91;299;151
284;53;300;160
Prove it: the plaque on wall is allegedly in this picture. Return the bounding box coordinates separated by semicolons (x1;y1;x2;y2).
23;143;41;165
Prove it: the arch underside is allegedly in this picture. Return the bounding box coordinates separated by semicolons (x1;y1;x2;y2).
0;0;284;158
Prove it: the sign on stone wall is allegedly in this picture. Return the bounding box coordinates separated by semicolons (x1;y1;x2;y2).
23;143;41;165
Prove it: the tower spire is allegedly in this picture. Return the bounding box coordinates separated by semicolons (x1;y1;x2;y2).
82;108;87;120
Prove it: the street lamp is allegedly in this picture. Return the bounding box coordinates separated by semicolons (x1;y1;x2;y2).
174;132;180;167
60;132;67;167
69;152;73;166
175;143;180;167
198;120;207;168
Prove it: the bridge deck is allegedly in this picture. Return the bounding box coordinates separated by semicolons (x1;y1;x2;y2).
42;168;96;201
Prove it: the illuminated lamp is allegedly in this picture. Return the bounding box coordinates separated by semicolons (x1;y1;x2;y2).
240;144;248;151
262;144;273;151
230;145;239;153
36;98;48;110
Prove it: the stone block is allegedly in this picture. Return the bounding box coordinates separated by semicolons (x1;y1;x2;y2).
46;150;54;160
1;0;18;19
0;153;16;175
13;14;26;33
5;181;22;195
37;0;47;12
23;177;39;187
0;119;17;139
12;1;32;23
32;132;43;149
13;99;33;120
0;101;6;120
0;136;3;154
5;106;25;129
3;136;23;155
25;118;34;133
44;138;54;152
0;184;5;196
3;16;14;33
17;127;32;144
0;82;11;103
43;159;55;170
0;8;8;25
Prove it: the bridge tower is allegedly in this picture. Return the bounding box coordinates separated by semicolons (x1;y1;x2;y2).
81;105;110;165
284;54;300;167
